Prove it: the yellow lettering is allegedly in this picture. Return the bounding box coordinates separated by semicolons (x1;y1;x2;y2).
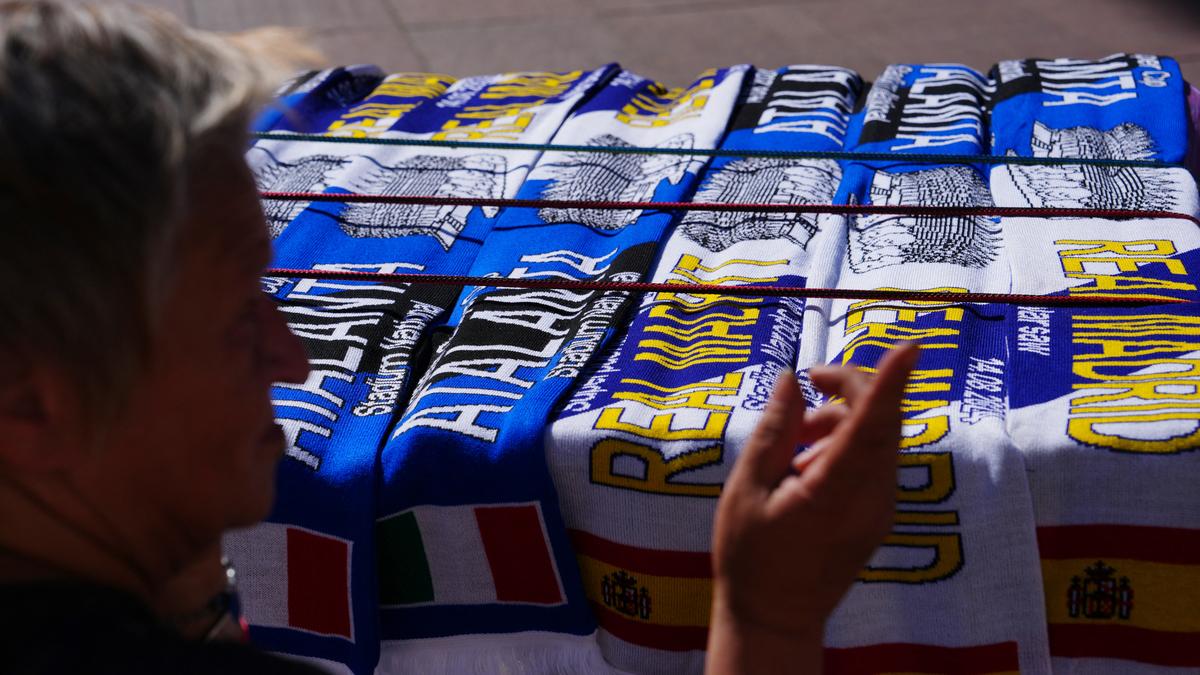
613;374;742;412
841;323;959;363
1072;314;1200;338
1067;273;1196;294
590;439;722;497
596;407;727;441
1074;358;1200;381
1061;256;1186;275
1075;338;1200;360
1072;379;1200;406
858;533;963;583
1068;413;1200;454
322;74;453;136
635;340;752;369
326;118;389;137
896;452;954;503
845;289;968;329
894;511;960;526
649;305;759;326
433;111;534;141
1056;239;1177;257
454;104;539;120
644;316;757;342
480;72;582;100
616;74;715;127
675;254;789;274
374;74;454;99
901;415;951;449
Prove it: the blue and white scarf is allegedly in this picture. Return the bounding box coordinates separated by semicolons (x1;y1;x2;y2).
545;64;861;674
373;66;747;674
819;63;1053;675
992;54;1200;671
227;66;611;675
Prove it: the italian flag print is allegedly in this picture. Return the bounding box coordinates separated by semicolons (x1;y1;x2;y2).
224;523;354;640
377;502;565;607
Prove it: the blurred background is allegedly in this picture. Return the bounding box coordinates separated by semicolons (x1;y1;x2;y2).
112;0;1199;87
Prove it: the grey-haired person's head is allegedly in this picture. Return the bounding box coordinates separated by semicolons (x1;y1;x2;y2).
0;1;311;424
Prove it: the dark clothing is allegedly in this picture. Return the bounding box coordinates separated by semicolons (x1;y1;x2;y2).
0;582;326;674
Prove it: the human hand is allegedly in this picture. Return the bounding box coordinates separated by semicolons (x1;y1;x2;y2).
706;343;920;674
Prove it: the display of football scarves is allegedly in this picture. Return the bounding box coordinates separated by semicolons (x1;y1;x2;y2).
373;67;747;674
991;54;1200;672
229;54;1200;675
544;65;860;674
226;68;612;675
817;64;1054;675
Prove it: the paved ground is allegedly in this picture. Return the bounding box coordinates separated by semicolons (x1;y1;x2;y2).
115;0;1199;88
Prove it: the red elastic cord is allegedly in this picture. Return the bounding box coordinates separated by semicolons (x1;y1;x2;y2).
258;191;1200;227
264;268;1188;307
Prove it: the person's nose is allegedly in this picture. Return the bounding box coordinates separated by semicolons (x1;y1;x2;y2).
259;294;311;385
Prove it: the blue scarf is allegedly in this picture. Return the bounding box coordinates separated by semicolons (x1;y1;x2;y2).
373;66;748;671
228;67;613;674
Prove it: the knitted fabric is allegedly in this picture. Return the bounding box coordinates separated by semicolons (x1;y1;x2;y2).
373;67;747;673
227;66;612;674
545;64;861;674
818;63;1051;675
228;54;1200;675
992;54;1200;672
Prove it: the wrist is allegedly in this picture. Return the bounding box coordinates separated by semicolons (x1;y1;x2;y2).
705;587;824;675
711;582;828;640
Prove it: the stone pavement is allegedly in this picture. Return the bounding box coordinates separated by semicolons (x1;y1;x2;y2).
118;0;1199;89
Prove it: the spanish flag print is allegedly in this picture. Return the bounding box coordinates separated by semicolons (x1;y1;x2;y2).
1038;525;1200;667
571;528;1023;675
570;529;712;651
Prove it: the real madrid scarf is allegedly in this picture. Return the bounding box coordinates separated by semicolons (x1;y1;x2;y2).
820;63;1053;675
225;67;612;674
544;65;861;675
991;54;1200;671
373;66;747;674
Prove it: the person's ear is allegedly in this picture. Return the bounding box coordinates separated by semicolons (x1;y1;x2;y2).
0;361;80;473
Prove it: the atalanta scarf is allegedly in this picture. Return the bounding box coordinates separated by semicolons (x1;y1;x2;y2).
227;66;612;674
373;66;747;674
